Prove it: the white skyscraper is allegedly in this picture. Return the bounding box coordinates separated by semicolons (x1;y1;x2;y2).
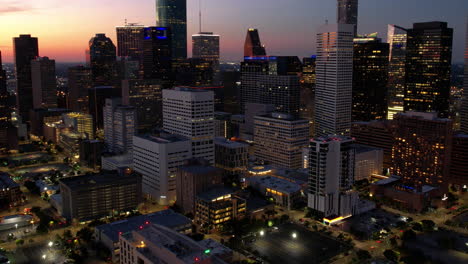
314;24;354;137
307;136;358;221
163;87;215;164
103;98;136;154
133;133;192;205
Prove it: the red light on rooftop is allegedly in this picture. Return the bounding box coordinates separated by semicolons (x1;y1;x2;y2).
139;225;143;230
145;221;150;225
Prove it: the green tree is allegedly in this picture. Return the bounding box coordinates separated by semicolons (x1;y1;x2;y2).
383;249;399;263
356;249;371;261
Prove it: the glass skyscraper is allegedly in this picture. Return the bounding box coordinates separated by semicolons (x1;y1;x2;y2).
156;0;187;59
337;0;358;36
387;24;407;120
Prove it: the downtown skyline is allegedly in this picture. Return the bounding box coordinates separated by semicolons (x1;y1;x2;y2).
0;0;467;63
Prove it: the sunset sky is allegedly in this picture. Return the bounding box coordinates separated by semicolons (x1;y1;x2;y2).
0;0;467;62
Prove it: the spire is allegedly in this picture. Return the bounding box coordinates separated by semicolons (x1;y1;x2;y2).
199;0;202;33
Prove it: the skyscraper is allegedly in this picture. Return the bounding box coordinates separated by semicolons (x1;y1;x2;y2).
0;50;17;150
244;28;266;57
155;0;187;59
31;57;57;109
387;25;407;120
88;86;120;130
103;98;136;154
87;34;117;87
352;35;389;121
143;27;172;80
163;87;215;164
460;19;468;133
14;34;39;121
314;24;354;137
192;32;220;73
116;23;145;63
67;66;92;113
337;0;358;36
405;22;453;118
307;136;358;219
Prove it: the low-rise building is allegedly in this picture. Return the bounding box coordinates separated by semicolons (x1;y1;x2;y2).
247;176;304;210
101;153;133;171
214;137;249;176
0;173;22;208
95;210;192;262
353;144;384;182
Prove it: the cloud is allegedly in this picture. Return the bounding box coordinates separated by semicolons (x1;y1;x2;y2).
0;3;35;15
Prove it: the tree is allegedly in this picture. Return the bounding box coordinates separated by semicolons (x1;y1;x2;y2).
421;220;435;232
77;227;93;243
383;249;399;263
411;222;423;232
356;250;371;261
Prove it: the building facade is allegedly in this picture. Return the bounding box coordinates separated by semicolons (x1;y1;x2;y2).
143;27;172;80
353;144;384;181
337;0;358;36
116;23;145;63
67;66;92;113
31;57;57;109
87;34;117;87
244;28;266;57
155;0;187;59
387;25;407;120
103;98;136;154
192;32;220;73
214;137;249;176
450;134;468;188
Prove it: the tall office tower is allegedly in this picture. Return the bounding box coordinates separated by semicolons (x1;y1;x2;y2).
301;56;317;136
387;25;408;120
405;22;453;118
115;58;140;80
174;58;214;86
307;136;357;219
14;35;39;121
392;112;453;191
302;56;316;86
155;0;187;59
133;133;192;205
87;34;117;87
258;74;301;116
163;87;215;164
337;0;358;36
254;113;310;169
142;27;172;80
244;28;267;57
314;24;354;137
116;23;145;63
122;79;163;131
0;51;17;150
31;57;57;109
192;32;220;73
103;98;136;154
352;35;389;121
67;66;92;113
63;112;95;139
461;20;468;133
88;86;120;130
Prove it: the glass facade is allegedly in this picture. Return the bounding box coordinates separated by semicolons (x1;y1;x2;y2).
156;0;187;59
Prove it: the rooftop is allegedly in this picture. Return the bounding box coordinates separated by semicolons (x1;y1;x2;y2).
311;135;354;143
352;144;383;154
214;137;249;149
135;132;188;144
59;172;135;190
199;239;232;256
248;176;301;194
0;173;19;189
197;187;234;202
177;165;221;175
96;210;191;243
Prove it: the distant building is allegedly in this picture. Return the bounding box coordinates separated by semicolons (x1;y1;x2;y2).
214;137;249;176
247;176;303;210
67;66;92;113
143;27;172;80
59;172;142;221
87;34;117;87
387;25;407;120
450;134;468;188
133;133;192;205
192;32;220;73
163;88;215;164
31;57;57;109
103;98;136;154
302;56;316;86
173;58;214;87
0;173;22;208
14;34;39;121
176;161;223;214
88;86;120;129
353;144;383;182
95;210;191;262
116;23;145;63
195;187;246;228
307;136;358;220
244;28;266;57
405;22;453;117
254;113;309;169
314;24;354;137
337;0;358;36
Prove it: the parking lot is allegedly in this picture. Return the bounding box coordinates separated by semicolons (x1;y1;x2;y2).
250;223;348;264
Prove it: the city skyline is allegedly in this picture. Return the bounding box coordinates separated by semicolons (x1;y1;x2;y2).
0;0;466;62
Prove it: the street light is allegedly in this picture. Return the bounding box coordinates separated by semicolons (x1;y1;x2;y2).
292;232;297;239
15;224;18;229
259;230;265;236
48;241;53;247
42;254;46;259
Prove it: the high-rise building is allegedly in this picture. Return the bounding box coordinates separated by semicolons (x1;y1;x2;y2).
116;23;145;63
63;112;95;139
87;34;117;87
173;58;213;86
461;20;468;133
122;79;163;131
0;51;17;150
254;113;309;169
31;57;57;109
163;87;215;164
192;32;220;73
155;0;187;59
314;24;354;137
133;133;192;205
352;35;389;121
214;137;249;176
88;86;120;129
103;98;136;154
405;22;453;118
450;134;468;188
337;0;358;36
387;25;407;120
244;28;266;57
142;27;172;80
302;56;316;86
307;136;358;219
392;112;453;191
14;34;39;121
67;66;92;113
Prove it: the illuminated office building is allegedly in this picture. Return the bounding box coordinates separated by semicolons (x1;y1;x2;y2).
67;66;92;113
14;34;39;121
302;56;316;86
337;0;358;36
63;112;95;139
461;20;468;133
155;0;187;59
392;112;453;191
387;25;407;120
87;34;117;87
116;23;145;63
405;22;453;118
352;35;389;121
31;57;57;109
192;32;220;73
315;24;354;137
0;51;17;150
244;28;266;57
103;98;136;154
143;27;172;80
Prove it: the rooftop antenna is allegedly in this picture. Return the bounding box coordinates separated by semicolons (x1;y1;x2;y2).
199;0;202;33
325;19;329;25
125;18;127;26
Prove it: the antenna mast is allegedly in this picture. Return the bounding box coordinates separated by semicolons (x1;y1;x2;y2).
199;0;202;33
